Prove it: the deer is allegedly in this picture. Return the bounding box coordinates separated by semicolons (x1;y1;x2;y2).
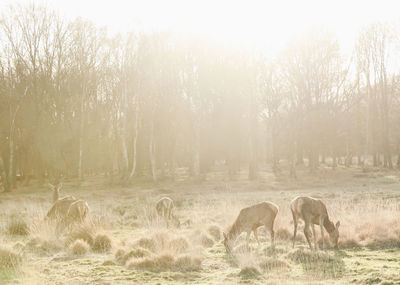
223;201;279;253
290;196;340;250
63;200;89;226
46;182;77;220
156;197;180;227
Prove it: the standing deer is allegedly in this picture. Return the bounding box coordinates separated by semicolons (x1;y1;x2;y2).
156;197;180;227
223;201;279;253
46;182;77;220
290;196;340;250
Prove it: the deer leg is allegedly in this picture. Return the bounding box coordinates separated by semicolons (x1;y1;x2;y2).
319;216;325;250
246;231;251;249
253;228;260;246
291;210;298;248
311;223;318;250
303;220;313;250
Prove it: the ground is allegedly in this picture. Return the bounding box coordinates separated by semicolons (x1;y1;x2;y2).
1;165;400;284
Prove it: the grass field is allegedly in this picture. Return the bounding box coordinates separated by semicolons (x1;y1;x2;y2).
1;165;400;284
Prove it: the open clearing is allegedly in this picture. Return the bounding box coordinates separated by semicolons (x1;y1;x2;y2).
1;166;400;285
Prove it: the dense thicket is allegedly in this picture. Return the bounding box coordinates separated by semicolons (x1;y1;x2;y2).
0;4;399;191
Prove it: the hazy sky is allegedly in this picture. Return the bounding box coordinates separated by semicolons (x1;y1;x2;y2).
1;0;399;55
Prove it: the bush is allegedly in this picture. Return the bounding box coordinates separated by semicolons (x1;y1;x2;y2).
92;234;112;253
69;239;90;256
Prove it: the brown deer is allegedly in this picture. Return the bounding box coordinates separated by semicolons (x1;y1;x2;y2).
290;196;340;250
156;197;180;227
46;182;77;220
223;201;279;253
63;200;89;226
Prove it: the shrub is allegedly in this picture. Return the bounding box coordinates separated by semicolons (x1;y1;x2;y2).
69;239;90;256
92;233;112;253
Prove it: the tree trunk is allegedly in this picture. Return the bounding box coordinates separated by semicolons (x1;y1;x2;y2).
149;119;157;182
129;106;139;179
78;95;85;182
193;119;200;178
0;156;9;192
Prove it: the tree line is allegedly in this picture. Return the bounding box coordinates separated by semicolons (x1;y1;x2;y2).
1;4;399;191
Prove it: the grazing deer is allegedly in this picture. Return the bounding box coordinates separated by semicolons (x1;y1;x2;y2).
223;201;279;253
290;196;340;250
156;197;180;227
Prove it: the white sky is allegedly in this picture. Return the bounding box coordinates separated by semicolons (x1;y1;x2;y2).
1;0;400;56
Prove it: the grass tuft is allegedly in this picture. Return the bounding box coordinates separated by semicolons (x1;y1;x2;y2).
69;239;90;256
92;233;112;253
0;247;21;269
7;217;29;236
238;266;261;279
168;237;189;254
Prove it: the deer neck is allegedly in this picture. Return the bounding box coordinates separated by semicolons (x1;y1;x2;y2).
323;217;335;234
53;189;59;203
228;221;241;240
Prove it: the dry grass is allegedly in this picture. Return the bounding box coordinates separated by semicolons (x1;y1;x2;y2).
259;257;290;271
92;233;112;253
207;225;221;241
27;220;63;255
0;247;22;269
238;266;261;279
2;168;400;283
117;247;153;265
6;217;29;236
168;237;189;253
127;252;202;272
65;223;95;247
287;248;345;278
69;239;90;256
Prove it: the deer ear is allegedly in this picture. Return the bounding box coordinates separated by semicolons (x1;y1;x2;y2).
335;221;340;229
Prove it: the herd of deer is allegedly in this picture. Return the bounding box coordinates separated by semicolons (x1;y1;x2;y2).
45;182;340;252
